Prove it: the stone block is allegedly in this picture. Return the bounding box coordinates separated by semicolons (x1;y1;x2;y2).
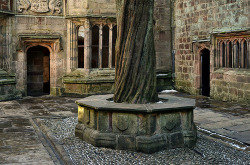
112;113;137;134
78;106;84;123
181;110;193;131
100;83;114;93
146;114;157;135
75;123;85;139
183;125;197;147
117;135;135;151
160;112;181;133
89;108;97;129
169;132;184;148
90;84;101;93
97;111;109;132
137;114;147;135
136;134;168;153
93;132;116;149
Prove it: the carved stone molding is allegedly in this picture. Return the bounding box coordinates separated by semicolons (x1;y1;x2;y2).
17;0;31;12
17;0;62;14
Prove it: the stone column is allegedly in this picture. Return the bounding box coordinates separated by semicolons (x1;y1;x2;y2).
84;19;92;73
66;20;78;73
16;50;26;93
226;42;230;67
109;25;113;68
248;41;250;69
216;42;219;68
232;42;236;68
219;42;223;67
99;24;103;69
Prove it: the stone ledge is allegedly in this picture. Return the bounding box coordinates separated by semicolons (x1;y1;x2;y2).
75;94;197;153
76;94;195;113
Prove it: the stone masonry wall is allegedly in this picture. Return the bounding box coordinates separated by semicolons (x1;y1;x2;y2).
174;0;250;102
12;16;67;95
0;17;6;68
154;0;172;72
67;0;116;17
0;17;12;73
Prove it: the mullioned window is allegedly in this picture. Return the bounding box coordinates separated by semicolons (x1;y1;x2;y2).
215;35;249;69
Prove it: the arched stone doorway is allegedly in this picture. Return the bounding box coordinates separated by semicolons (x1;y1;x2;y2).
27;46;50;96
201;49;210;96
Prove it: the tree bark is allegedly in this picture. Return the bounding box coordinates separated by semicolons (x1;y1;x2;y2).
114;0;158;104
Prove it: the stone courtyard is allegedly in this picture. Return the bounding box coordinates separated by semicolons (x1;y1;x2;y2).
0;92;249;164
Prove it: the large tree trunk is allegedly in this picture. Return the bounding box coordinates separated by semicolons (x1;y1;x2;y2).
114;0;158;104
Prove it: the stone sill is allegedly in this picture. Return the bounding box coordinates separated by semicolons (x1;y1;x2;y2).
66;14;116;19
63;68;115;84
76;94;195;113
63;78;114;84
214;68;250;76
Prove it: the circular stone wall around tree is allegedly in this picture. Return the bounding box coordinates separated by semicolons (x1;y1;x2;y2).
75;94;197;153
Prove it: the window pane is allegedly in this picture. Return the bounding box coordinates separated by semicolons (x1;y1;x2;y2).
102;26;109;68
112;26;117;67
78;26;84;68
92;25;99;68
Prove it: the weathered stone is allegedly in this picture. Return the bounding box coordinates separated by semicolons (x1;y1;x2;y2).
117;135;135;151
160;113;181;132
97;111;109;132
112;113;137;134
136;134;168;153
75;94;197;153
169;132;184;148
174;0;250;103
0;69;21;101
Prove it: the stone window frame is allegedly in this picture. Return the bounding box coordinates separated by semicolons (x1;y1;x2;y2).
74;20;117;71
215;34;250;69
17;35;61;95
192;41;212;95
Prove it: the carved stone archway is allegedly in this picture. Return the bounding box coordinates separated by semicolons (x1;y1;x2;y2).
17;35;61;96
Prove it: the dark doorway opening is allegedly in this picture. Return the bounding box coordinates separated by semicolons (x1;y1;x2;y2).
27;46;50;96
201;49;210;97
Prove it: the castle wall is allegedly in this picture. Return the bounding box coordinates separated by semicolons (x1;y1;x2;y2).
1;0;173;97
13;16;67;95
174;0;250;102
66;0;116;17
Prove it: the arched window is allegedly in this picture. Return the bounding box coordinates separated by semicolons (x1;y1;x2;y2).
243;40;247;68
78;26;84;68
222;42;226;67
102;25;109;68
216;36;249;69
112;25;117;67
92;25;99;68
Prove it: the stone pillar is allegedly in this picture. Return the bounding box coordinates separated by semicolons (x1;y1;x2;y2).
226;42;229;67
232;42;236;68
219;42;223;67
67;20;78;73
216;42;220;68
16;50;26;93
248;41;250;69
84;20;92;72
109;25;113;68
99;24;103;69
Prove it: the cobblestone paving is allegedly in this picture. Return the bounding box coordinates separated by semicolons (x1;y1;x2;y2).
42;117;250;165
